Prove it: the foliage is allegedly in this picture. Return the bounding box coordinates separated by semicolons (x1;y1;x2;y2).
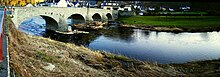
0;0;44;6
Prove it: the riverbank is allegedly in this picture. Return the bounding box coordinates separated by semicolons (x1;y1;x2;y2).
118;16;220;32
7;16;220;76
170;59;220;76
121;24;220;32
7;17;181;76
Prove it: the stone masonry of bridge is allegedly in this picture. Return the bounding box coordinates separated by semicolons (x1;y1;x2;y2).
11;7;118;32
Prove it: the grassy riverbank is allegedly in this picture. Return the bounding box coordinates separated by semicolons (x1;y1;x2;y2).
171;59;220;76
117;16;220;28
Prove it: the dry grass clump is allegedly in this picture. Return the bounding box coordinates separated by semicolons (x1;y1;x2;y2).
7;17;182;77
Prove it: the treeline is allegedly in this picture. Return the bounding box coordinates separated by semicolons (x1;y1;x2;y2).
0;0;44;6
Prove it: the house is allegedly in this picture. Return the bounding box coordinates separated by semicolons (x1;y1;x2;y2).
103;6;113;10
36;0;70;7
180;6;190;11
102;1;135;16
72;1;80;7
123;6;132;11
77;0;97;8
25;4;34;7
57;0;68;7
148;7;155;11
169;8;174;11
101;1;119;9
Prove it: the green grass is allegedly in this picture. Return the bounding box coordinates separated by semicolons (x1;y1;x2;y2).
117;16;220;28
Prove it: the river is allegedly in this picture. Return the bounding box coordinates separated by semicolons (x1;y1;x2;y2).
87;28;220;64
19;16;220;64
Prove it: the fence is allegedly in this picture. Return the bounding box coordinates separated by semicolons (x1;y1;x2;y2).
0;6;10;77
0;6;6;62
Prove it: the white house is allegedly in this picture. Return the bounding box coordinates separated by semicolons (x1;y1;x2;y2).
57;0;68;7
25;4;34;7
103;6;114;10
123;6;132;11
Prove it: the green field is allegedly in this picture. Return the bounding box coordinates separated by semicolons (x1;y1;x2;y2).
117;16;220;27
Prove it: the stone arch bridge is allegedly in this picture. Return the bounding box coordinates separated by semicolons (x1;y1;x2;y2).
11;7;118;32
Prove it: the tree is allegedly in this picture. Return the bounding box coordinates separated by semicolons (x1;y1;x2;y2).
96;0;102;8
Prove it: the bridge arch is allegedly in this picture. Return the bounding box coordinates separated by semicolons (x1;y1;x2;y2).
18;15;58;36
40;15;59;31
68;14;85;24
106;13;113;21
92;13;102;21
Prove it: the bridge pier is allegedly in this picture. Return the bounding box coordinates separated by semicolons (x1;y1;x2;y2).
57;17;68;32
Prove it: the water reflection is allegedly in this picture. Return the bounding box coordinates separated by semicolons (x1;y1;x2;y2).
88;30;220;64
200;32;209;41
18;16;46;36
101;27;134;43
44;27;135;46
44;30;101;46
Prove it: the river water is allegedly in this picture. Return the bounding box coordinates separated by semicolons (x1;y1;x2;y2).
19;17;220;64
87;28;220;64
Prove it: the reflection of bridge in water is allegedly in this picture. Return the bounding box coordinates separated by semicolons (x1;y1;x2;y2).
43;27;134;46
11;7;118;32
